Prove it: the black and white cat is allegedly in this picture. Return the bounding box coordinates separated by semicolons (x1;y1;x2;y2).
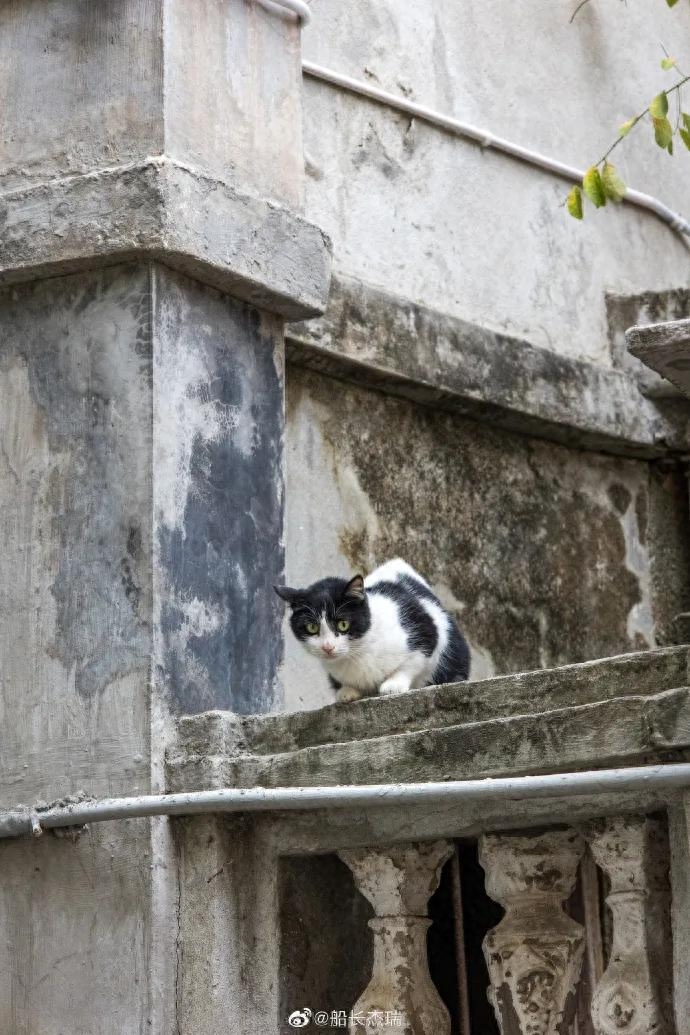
275;558;470;703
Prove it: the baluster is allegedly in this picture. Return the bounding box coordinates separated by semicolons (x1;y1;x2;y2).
587;817;673;1035
338;840;453;1035
479;829;585;1035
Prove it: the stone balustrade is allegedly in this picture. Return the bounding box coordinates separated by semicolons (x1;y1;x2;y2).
166;646;690;1035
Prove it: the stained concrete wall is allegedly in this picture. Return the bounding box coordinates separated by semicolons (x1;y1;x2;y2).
300;0;690;365
0;0;302;205
0;264;158;1035
283;367;690;710
0;261;286;1034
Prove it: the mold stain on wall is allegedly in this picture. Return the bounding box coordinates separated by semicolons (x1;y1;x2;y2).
286;366;658;698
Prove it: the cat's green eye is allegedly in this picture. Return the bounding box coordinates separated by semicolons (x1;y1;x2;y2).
305;621;319;635
337;619;351;633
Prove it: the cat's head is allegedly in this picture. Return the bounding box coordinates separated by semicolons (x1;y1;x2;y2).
274;574;370;663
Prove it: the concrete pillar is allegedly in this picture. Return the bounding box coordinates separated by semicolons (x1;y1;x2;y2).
0;2;330;1032
175;815;281;1035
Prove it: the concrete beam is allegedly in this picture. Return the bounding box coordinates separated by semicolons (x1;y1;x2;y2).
167;646;690;796
287;278;690;458
172;645;690;761
627;318;690;401
0;158;330;321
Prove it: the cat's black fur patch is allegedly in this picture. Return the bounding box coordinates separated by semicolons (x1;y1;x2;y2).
432;625;471;683
397;573;470;681
366;579;438;657
278;577;372;643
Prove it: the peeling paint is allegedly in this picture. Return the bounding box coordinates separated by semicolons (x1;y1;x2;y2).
155;268;285;715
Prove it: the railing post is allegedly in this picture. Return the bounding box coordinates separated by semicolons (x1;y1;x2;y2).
479;829;585;1035
338;841;453;1035
587;816;673;1035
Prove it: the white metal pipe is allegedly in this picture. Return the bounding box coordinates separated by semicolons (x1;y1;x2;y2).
254;0;311;24
302;61;690;240
2;762;690;840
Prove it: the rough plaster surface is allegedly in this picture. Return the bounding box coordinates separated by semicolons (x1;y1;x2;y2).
0;266;156;1035
175;814;281;1035
0;821;154;1035
0;265;152;803
300;0;690;365
668;797;690;1035
283;366;668;710
0;0;303;206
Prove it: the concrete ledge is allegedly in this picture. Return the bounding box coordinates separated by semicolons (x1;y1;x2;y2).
627;318;690;400
0;158;332;320
167;647;690;793
287;278;690;458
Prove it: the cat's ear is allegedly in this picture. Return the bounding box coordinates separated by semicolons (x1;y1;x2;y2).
344;574;365;602
274;585;301;607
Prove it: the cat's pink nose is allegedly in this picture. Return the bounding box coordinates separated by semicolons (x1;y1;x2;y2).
322;643;335;655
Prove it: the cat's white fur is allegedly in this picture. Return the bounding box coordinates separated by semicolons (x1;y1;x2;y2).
304;558;451;702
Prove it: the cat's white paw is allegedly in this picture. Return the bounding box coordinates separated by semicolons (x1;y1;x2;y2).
379;674;412;696
336;686;363;704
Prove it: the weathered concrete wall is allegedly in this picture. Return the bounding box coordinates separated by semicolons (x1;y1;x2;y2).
0;0;302;205
0;265;153;805
0;264;158;1035
300;0;690;365
153;265;285;716
283;367;687;710
0;261;287;1033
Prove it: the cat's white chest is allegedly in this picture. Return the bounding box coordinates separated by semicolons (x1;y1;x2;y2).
328;593;423;691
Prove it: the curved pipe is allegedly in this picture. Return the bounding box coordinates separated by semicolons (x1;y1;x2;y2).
2;762;690;840
254;0;311;24
302;60;690;241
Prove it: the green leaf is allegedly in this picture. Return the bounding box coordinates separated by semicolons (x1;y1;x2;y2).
680;128;690;151
601;161;627;202
650;92;669;118
682;112;690;132
582;166;606;208
666;0;681;7
566;185;584;220
661;57;678;71
652;115;674;149
619;117;636;137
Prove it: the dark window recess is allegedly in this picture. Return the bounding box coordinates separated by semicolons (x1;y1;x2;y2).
429;842;502;1035
430;841;605;1035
